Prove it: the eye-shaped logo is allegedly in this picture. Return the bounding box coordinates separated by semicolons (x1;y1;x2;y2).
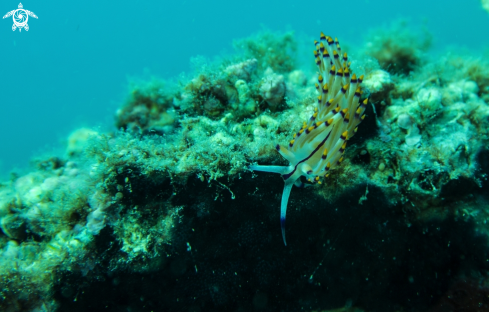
3;3;38;32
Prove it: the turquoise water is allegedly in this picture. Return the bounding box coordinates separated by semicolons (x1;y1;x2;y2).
1;0;488;177
2;1;489;312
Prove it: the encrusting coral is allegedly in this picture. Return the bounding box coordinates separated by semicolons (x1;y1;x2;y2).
250;33;369;245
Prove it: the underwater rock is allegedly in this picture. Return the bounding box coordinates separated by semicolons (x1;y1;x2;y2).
2;30;489;312
234;79;256;114
116;79;177;132
66;128;100;157
396;113;413;129
0;214;26;240
224;58;257;81
364;21;431;75
233;31;297;73
363;69;394;96
259;67;285;110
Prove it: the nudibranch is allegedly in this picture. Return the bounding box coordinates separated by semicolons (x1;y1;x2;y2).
250;33;369;246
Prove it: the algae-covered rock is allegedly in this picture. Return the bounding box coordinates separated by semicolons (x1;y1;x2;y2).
2;29;489;312
363;21;431;76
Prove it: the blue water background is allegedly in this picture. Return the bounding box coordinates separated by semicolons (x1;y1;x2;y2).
1;0;488;178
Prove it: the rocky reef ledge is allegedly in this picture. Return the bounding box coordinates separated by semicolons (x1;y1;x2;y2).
2;29;489;312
